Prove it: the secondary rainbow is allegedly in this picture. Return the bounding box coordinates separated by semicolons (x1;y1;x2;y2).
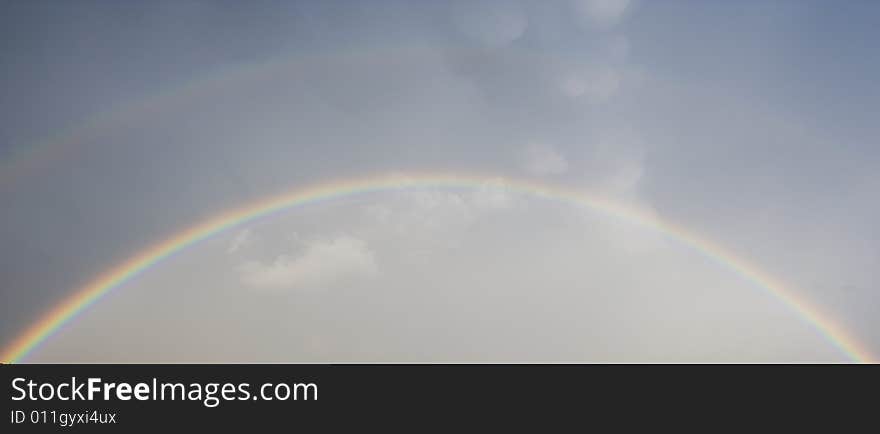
2;172;874;363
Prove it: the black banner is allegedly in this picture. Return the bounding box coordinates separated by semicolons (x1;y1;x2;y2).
3;364;876;431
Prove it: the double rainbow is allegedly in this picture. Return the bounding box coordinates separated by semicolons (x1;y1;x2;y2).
1;172;874;363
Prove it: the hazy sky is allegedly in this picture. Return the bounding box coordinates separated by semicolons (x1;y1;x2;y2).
1;0;878;362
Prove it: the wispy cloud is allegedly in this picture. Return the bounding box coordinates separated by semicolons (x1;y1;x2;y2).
238;235;378;291
226;228;253;254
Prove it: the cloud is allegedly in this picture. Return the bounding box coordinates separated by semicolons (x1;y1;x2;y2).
359;183;516;255
407;181;514;214
226;228;252;254
518;143;569;176
237;235;378;290
572;0;633;29
376;188;506;227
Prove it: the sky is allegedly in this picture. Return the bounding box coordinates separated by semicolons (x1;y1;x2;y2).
1;0;878;362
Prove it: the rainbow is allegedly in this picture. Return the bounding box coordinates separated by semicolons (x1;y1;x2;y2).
1;172;874;363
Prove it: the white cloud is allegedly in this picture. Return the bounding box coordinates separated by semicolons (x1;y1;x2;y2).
518;143;569;176
238;235;378;290
409;182;513;214
385;189;487;231
572;0;633;29
226;228;252;254
359;184;516;255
